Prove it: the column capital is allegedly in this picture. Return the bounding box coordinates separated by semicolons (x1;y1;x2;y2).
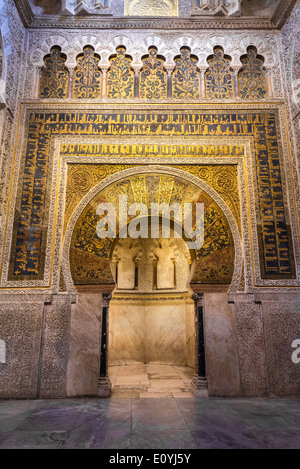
191;292;203;305
231;66;240;75
132;65;141;76
102;293;112;307
165;65;175;76
264;66;271;75
36;66;43;77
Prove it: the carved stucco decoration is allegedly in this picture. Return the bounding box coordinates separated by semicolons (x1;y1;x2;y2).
281;4;300;172
125;0;178;17
0;0;27;274
192;0;242;17
15;0;298;29
26;30;280;70
24;30;281;99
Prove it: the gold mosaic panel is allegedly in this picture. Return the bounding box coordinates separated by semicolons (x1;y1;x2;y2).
139;47;167;99
39;46;69;99
205;47;234;99
107;47;134;99
73;46;102;99
70;172;235;285
9;109;295;282
238;47;267;99
172;47;200;99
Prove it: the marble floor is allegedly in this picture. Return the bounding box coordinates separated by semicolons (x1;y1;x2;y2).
0;394;299;449
109;363;195;398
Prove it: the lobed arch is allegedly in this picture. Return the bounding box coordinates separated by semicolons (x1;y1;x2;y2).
109;217;196;293
108;35;136;58
36;41;270;100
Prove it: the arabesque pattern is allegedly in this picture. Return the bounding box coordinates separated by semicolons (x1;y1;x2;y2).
172;47;200;99
205;46;234;99
40;46;69;99
238;47;267;99
139;47;167;99
107;46;134;99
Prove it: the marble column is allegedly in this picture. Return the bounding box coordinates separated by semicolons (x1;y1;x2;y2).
200;68;206;98
232;67;240;98
34;67;42;99
98;293;112;397
133;66;140;98
166;67;174;98
265;67;273;98
68;68;74;98
191;293;209;396
101;67;108;99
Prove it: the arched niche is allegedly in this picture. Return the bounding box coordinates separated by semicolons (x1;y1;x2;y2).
66;171;241;288
108;231;196;367
110;223;194;293
65;169;241;293
63;165;242;393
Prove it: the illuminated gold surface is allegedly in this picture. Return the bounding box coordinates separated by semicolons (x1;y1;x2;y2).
70;173;235;285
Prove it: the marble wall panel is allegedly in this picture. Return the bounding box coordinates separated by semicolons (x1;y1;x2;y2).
109;300;146;365
108;296;193;366
145;302;187;365
204;293;240;396
66;293;102;397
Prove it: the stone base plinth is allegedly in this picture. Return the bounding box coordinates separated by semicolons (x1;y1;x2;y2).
191;375;209;397
97;376;112;397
